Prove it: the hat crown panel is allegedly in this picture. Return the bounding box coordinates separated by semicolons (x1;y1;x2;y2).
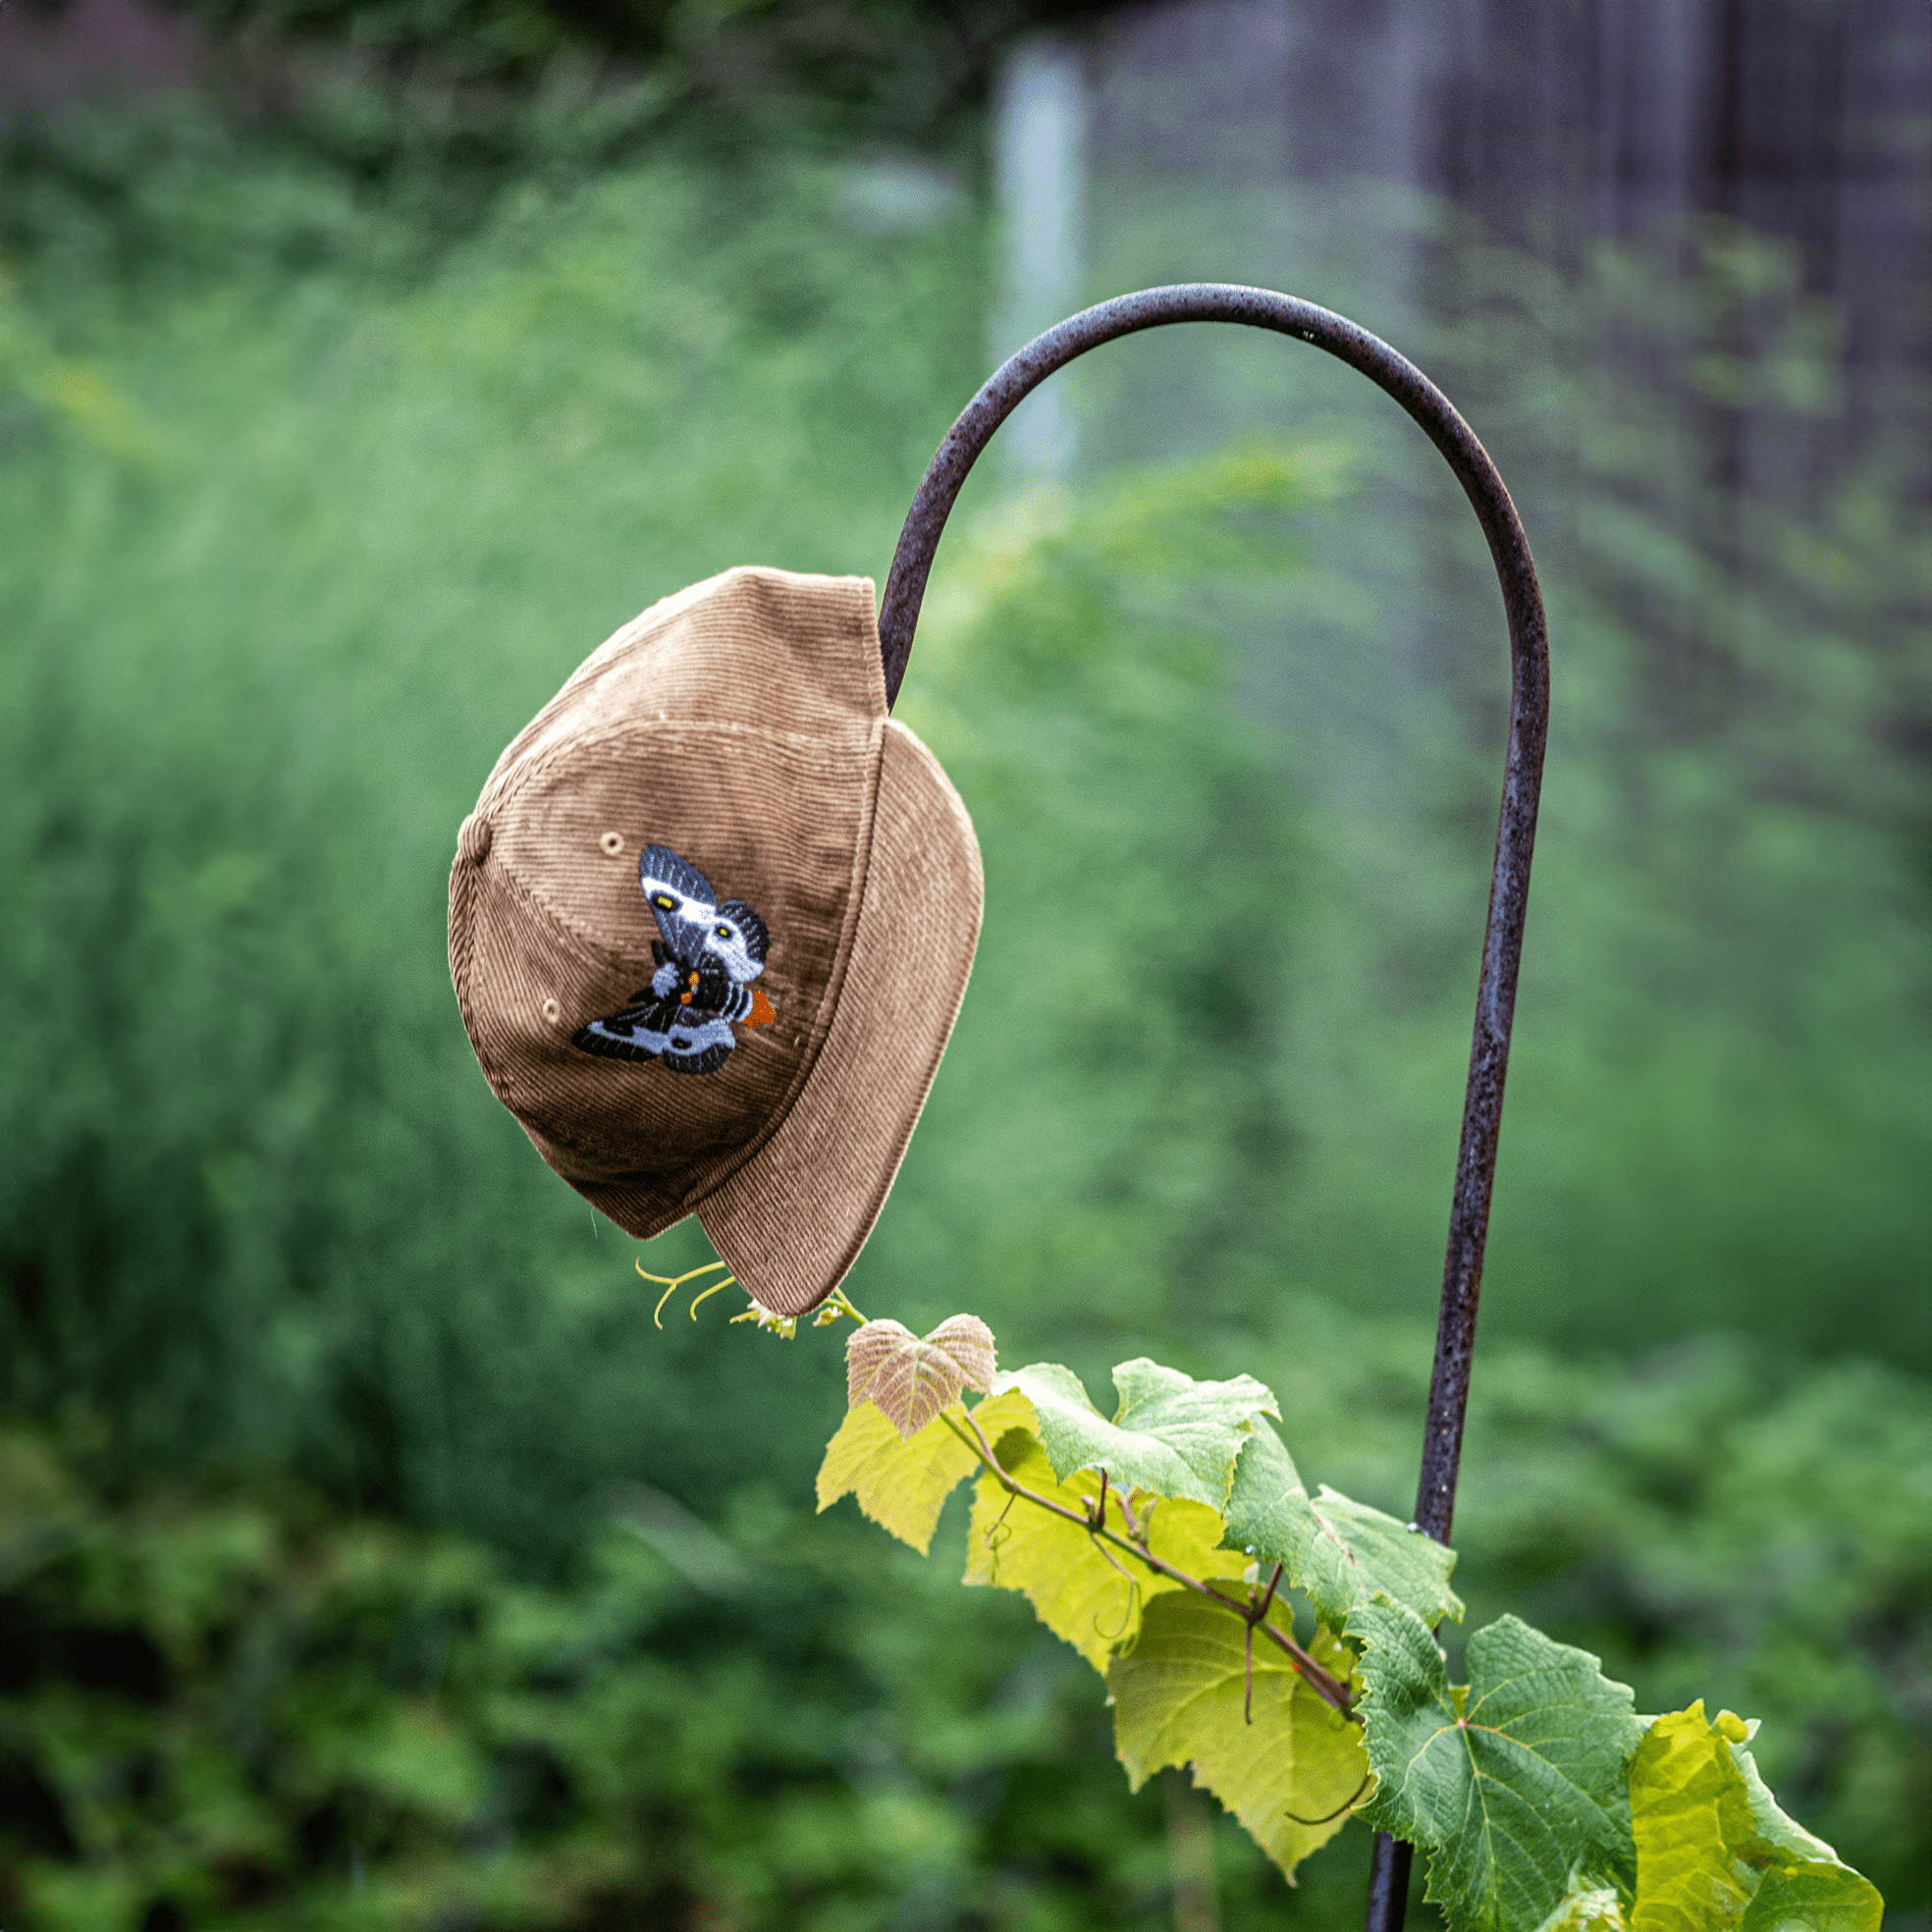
486;567;883;800
473;723;870;1188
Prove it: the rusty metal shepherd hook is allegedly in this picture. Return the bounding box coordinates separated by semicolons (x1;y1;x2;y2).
876;284;1549;1932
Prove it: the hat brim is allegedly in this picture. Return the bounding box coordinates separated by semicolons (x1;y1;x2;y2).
681;718;982;1316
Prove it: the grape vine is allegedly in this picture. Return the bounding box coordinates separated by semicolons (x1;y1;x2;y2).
696;1286;1884;1932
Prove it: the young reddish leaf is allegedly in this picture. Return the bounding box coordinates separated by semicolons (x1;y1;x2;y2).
846;1315;997;1439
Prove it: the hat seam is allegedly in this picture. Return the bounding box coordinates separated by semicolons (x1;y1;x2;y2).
458;850;782;1181
448;845;521;1117
478;721;875;978
473;824;638;983
482;568;738;792
485;567;880;794
483;715;871;830
847;573;888;719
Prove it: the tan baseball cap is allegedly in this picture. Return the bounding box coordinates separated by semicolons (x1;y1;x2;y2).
449;565;983;1316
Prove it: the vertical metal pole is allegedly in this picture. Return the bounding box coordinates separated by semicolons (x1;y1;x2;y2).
877;286;1550;1932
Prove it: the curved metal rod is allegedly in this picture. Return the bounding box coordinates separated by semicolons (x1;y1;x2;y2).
880;284;1548;1932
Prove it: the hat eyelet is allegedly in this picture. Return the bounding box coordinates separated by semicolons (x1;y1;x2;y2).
541;997;562;1025
599;832;625;857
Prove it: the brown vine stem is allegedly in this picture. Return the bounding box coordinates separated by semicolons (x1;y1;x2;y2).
1245;1562;1286;1723
943;1409;1354;1718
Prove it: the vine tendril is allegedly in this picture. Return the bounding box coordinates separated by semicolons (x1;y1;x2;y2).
636;1260;733;1328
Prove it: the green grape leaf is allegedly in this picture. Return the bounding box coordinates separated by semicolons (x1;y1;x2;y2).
1222;1421;1464;1630
1628;1703;1881;1932
1743;1862;1884;1932
1107;1590;1370;1881
1355;1602;1640;1932
962;1425;1236;1672
992;1358;1279;1508
1628;1705;1761;1932
815;1389;1033;1554
845;1315;997;1438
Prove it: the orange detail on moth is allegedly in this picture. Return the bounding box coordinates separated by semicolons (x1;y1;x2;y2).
747;988;777;1028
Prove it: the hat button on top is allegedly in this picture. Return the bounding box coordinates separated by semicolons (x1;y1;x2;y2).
458;813;493;866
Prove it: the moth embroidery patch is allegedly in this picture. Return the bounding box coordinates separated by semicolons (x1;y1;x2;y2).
573;844;777;1075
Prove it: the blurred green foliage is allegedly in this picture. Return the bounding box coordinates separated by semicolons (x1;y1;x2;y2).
0;1420;1156;1931
178;0;1114;136
0;97;1927;1929
1062;192;1932;1366
171;0;1112;133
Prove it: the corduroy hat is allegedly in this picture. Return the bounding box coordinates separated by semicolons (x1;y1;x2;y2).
449;565;982;1316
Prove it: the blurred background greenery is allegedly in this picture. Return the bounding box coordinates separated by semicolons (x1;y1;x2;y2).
1;0;1927;1925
